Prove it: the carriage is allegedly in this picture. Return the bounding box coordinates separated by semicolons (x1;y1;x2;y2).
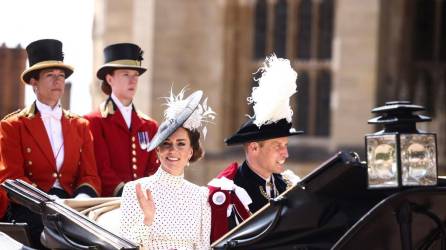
2;150;446;250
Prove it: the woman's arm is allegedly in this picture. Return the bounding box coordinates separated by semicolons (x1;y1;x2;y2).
120;181;149;245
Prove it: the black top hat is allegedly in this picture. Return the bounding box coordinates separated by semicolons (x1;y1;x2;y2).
147;90;203;152
96;43;147;81
224;118;303;145
20;39;74;84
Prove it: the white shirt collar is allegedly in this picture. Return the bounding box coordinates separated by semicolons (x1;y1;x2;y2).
265;175;275;187
111;93;133;128
111;93;133;112
36;99;62;120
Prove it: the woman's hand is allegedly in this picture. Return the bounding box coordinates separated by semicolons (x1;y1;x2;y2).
135;183;155;225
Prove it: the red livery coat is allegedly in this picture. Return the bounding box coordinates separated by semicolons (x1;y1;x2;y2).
0;103;102;218
84;98;159;197
208;162;251;243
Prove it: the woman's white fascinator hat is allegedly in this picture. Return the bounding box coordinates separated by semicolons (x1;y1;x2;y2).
147;88;216;151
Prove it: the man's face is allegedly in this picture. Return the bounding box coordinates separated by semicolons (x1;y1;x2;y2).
251;137;289;176
107;69;140;103
30;68;66;107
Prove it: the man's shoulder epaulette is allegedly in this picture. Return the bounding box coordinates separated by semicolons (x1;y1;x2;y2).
1;109;21;121
280;169;301;189
63;109;81;119
100;99;115;118
137;110;155;122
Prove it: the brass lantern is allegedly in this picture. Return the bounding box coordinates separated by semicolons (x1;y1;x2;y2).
366;101;438;188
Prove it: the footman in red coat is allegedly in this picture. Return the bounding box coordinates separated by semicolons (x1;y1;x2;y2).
84;43;159;197
0;39;101;249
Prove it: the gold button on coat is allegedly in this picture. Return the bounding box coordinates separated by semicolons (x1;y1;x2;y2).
52;173;57;178
28;161;32;165
26;147;31;153
133;173;137;178
132;164;137;170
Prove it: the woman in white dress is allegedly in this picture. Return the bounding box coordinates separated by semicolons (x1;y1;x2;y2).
120;89;215;249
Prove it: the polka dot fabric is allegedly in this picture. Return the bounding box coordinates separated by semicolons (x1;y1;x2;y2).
120;167;211;249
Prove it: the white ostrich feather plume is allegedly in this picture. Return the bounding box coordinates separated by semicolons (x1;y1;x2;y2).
163;88;216;138
248;54;298;127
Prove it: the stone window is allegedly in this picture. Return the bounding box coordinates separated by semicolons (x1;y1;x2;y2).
252;0;335;136
409;0;446;118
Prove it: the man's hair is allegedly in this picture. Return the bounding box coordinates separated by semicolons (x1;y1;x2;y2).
243;140;265;151
29;70;41;81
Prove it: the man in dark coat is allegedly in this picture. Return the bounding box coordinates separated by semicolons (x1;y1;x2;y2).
208;55;302;242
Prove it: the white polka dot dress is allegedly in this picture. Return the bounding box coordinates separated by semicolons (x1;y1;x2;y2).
120;167;211;250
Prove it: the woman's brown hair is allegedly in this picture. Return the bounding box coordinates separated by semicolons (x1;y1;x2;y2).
185;128;204;163
100;70;114;95
101;80;112;95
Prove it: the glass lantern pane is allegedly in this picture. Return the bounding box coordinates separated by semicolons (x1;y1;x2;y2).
366;134;398;188
401;134;437;186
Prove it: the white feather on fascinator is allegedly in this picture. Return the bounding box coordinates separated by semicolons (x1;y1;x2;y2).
248;54;298;127
163;88;216;138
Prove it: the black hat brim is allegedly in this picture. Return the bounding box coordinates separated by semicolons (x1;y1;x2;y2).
96;64;147;80
147;90;203;152
224;118;303;145
21;61;74;84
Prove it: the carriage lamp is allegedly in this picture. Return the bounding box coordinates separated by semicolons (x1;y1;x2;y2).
366;101;438;188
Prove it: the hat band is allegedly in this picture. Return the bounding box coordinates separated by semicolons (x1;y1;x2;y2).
106;59;142;67
30;60;65;67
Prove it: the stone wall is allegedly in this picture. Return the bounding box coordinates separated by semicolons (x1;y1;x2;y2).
0;44;26;117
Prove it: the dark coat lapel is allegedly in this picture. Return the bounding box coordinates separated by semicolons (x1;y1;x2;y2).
234;161;268;213
130;109;143;134
273;173;287;193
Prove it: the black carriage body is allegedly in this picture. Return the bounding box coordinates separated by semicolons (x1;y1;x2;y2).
1;179;138;250
212;152;446;250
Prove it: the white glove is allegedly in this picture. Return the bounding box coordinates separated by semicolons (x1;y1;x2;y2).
74;193;91;199
49;194;65;204
49;194;60;200
281;169;301;185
